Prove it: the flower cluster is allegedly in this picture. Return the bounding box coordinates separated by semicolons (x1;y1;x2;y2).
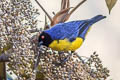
36;47;95;80
85;52;110;80
0;0;39;79
35;46;110;80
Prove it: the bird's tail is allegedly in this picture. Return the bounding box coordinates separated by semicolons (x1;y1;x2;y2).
89;15;106;24
78;15;106;39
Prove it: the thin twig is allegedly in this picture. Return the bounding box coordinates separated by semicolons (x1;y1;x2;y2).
29;28;39;33
61;0;65;10
35;0;52;22
44;15;49;30
61;0;70;10
69;0;87;15
67;0;70;9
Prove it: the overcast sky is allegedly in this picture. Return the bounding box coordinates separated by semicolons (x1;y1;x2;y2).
31;0;120;79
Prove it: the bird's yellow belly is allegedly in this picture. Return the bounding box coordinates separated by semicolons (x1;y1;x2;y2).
49;37;83;51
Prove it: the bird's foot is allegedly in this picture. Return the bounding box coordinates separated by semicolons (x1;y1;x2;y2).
60;51;73;65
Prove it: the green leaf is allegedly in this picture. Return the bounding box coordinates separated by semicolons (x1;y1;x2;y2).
105;0;117;14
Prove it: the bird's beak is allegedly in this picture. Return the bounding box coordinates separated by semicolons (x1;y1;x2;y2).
38;41;43;47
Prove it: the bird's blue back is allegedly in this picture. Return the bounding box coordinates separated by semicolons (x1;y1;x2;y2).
44;15;106;41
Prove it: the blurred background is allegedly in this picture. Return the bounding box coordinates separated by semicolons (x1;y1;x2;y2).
31;0;120;79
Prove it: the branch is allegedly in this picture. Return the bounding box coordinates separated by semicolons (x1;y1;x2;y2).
61;0;66;10
44;15;50;30
51;7;73;26
0;54;10;62
69;0;87;15
29;28;40;33
61;0;70;10
58;0;87;23
35;0;52;22
67;0;70;9
61;0;64;10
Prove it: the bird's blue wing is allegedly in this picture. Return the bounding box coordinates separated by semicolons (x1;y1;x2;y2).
44;20;86;40
44;15;106;41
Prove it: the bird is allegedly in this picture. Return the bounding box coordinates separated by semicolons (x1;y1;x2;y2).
38;15;106;52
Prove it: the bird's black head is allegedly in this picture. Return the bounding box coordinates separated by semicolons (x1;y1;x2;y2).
38;32;53;47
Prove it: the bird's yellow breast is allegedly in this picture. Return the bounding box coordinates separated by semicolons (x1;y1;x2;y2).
49;37;83;51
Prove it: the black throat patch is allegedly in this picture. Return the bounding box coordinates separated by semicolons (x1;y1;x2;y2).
39;32;53;47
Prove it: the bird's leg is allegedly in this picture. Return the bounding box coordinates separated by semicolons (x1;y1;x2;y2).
61;51;73;64
58;51;64;62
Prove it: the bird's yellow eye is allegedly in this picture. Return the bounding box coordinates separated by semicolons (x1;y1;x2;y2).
41;35;45;39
